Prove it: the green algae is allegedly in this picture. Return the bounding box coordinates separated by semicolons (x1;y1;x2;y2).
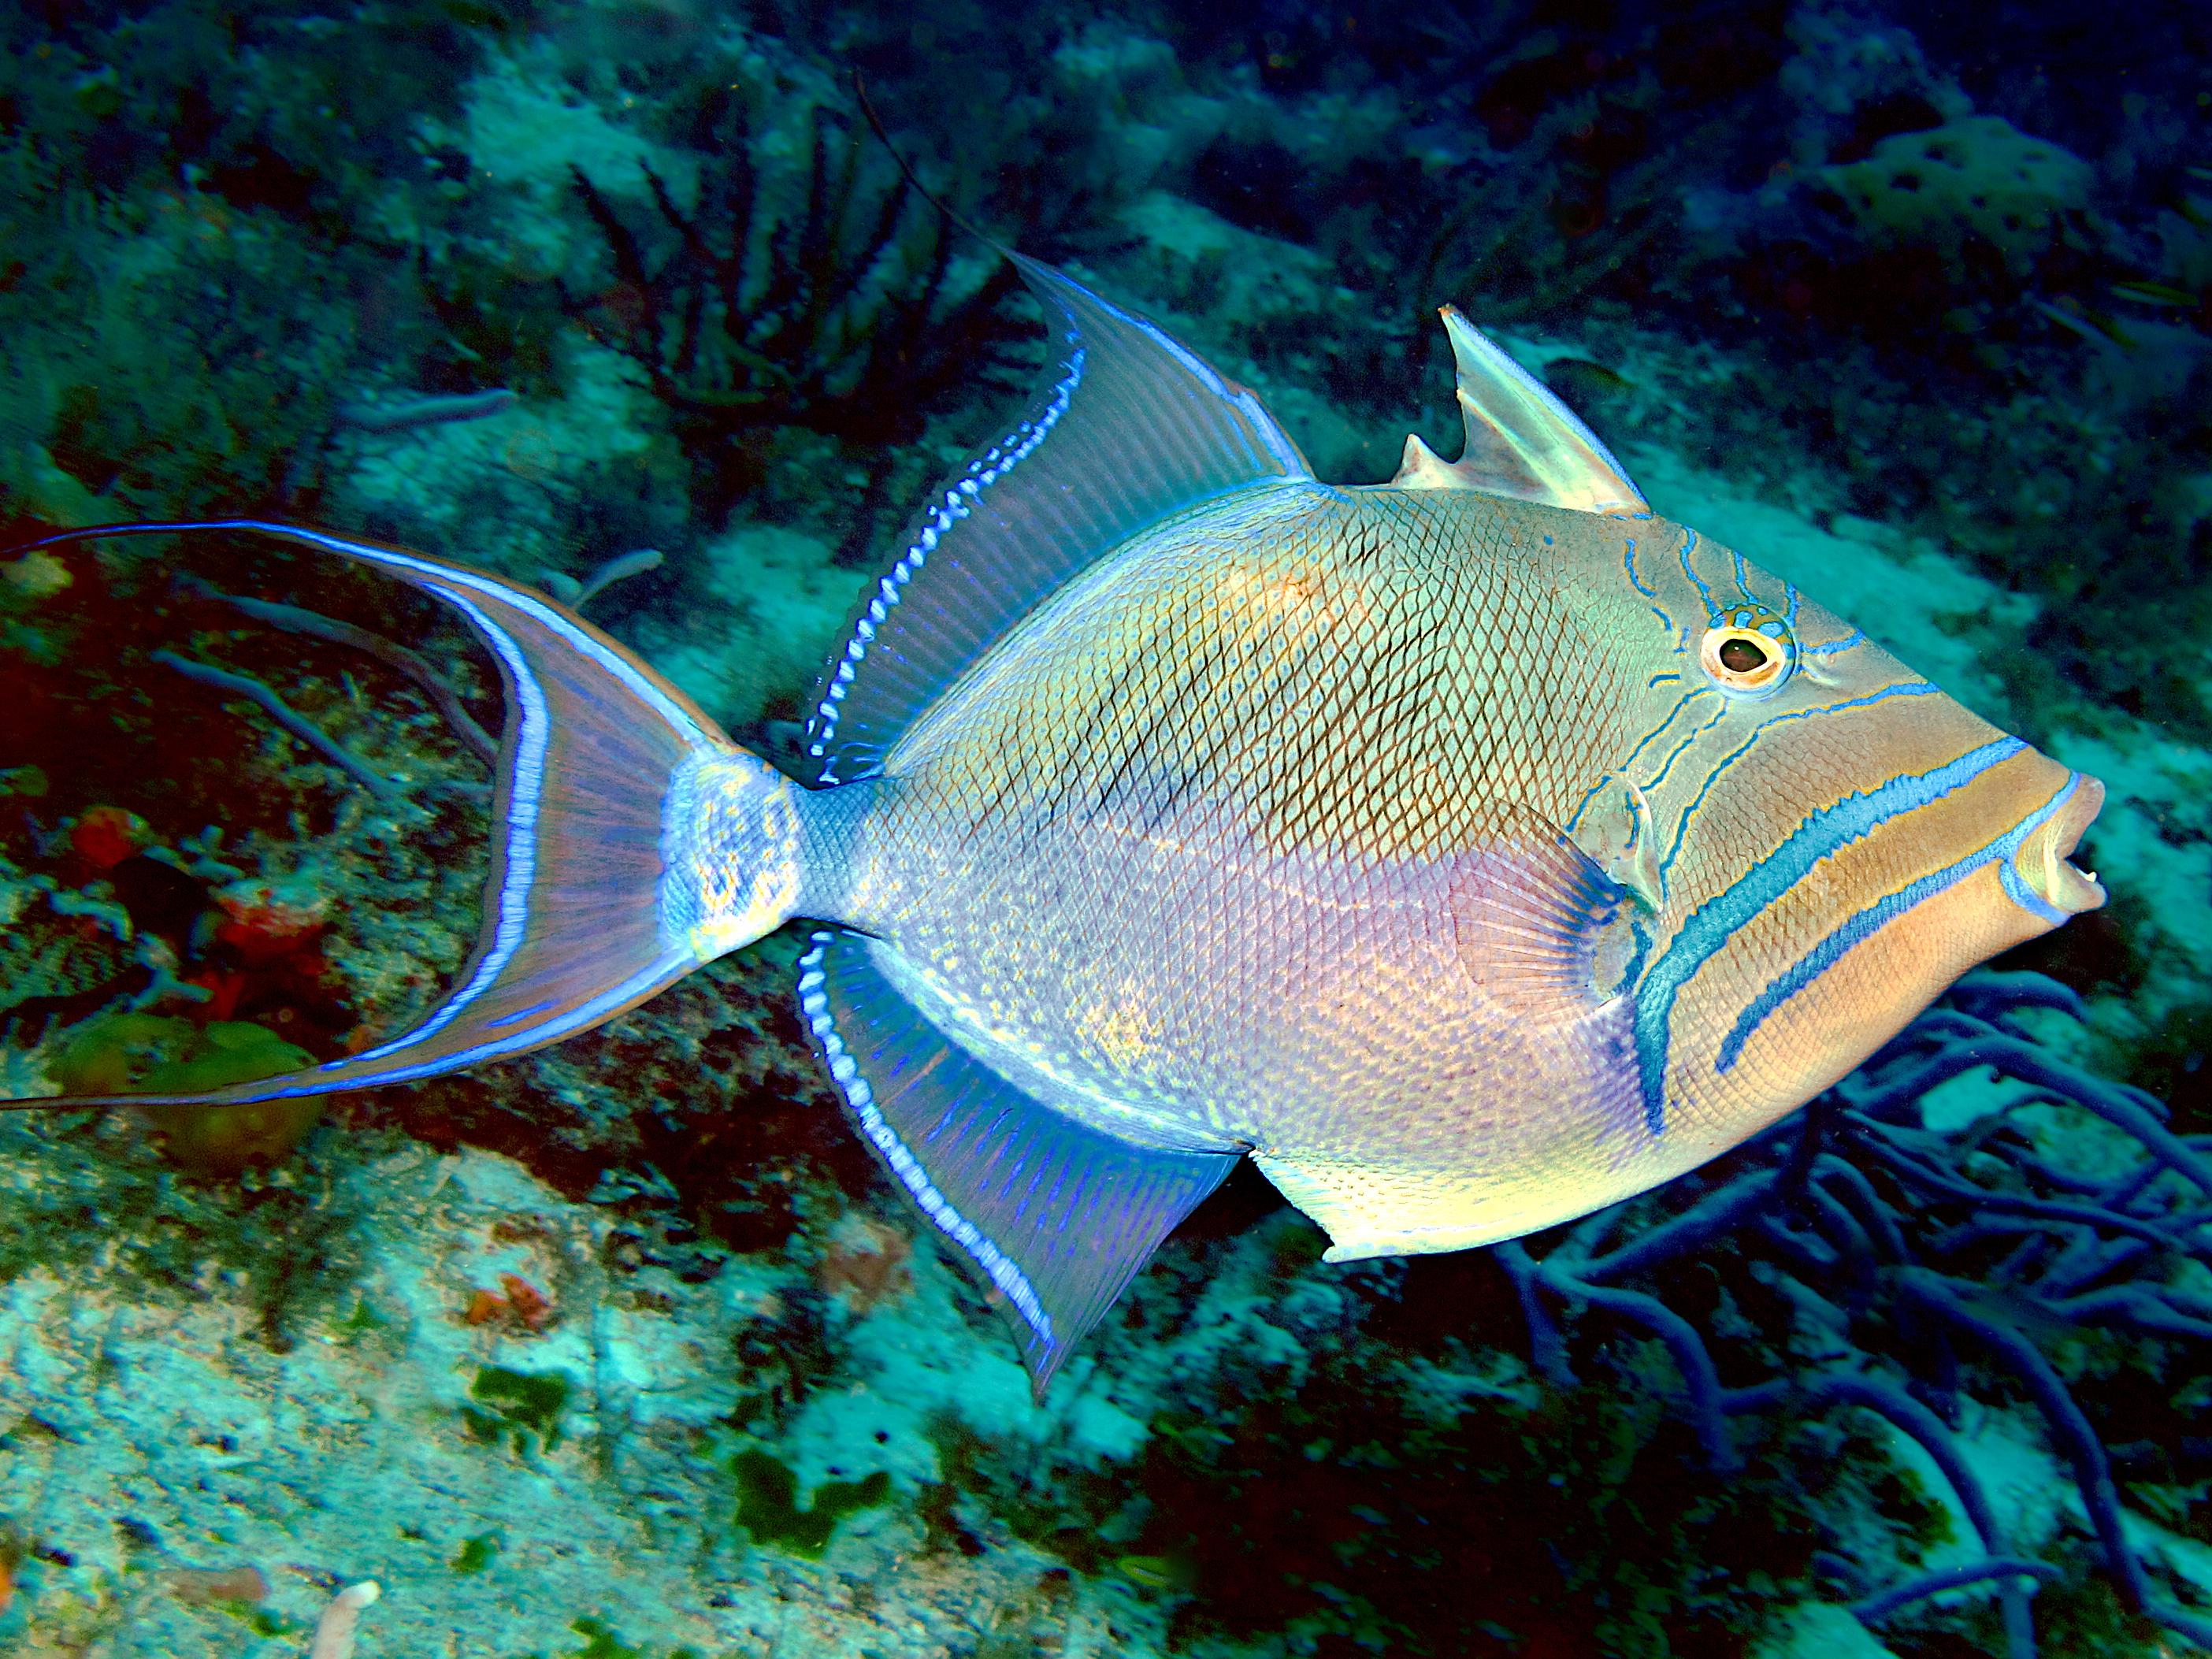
450;1531;501;1575
731;1447;890;1559
525;1616;705;1659
53;1015;325;1173
462;1367;572;1454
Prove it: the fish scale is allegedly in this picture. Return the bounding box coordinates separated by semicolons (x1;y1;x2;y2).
839;488;1648;1120
2;251;2106;1393
820;487;1683;1275
870;487;1631;862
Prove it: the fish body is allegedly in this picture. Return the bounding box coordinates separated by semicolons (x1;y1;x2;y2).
779;477;2095;1268
2;254;2103;1390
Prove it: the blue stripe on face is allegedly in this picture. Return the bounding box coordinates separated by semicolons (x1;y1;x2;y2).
1563;689;1712;837
1716;772;2088;1072
1632;735;2028;1134
1730;547;1756;605
1655;683;1942;881
1802;629;1866;658
1621;691;1712;774
1677;530;1722;622
1623;539;1660;599
1642;702;1731;791
1620;538;1679;645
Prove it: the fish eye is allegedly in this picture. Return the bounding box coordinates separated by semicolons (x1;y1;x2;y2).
1698;607;1794;697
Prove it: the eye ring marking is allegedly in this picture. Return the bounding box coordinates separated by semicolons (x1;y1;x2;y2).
1698;603;1795;698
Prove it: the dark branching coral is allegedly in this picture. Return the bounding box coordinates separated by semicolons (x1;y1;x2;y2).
1501;971;2212;1657
563;87;1023;527
1000;974;2212;1656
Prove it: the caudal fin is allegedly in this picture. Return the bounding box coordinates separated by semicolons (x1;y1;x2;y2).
1;519;795;1112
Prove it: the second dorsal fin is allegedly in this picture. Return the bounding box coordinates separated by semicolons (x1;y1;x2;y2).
801;255;1312;787
1393;308;1647;516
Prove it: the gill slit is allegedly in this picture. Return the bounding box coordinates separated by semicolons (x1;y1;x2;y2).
1562;688;1712;836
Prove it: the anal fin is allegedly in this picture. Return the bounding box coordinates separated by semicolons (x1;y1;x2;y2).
796;930;1239;1395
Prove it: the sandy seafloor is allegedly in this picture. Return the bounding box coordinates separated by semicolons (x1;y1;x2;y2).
3;2;2212;1656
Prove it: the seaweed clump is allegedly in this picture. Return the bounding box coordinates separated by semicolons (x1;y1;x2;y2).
731;1446;890;1560
52;1013;323;1174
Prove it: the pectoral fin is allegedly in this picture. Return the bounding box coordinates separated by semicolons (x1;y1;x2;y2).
1256;803;1650;1264
1449;801;1641;1015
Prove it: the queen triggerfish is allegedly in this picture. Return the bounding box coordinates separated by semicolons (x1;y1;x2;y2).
1;254;2106;1391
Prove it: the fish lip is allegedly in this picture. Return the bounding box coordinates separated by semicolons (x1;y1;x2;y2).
2025;772;2106;917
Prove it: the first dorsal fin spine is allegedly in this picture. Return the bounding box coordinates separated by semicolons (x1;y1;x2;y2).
1390;307;1648;517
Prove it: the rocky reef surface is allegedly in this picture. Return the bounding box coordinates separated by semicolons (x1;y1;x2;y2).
3;2;2212;1655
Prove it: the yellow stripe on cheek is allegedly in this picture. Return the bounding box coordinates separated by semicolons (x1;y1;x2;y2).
1659;743;2077;1141
1676;862;2040;1140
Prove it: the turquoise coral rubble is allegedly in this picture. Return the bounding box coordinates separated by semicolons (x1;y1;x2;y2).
3;1;2212;1656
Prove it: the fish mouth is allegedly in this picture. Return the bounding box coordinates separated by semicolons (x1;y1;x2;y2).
2017;772;2106;918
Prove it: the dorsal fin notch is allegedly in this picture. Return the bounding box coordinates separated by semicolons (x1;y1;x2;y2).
1393;307;1648;517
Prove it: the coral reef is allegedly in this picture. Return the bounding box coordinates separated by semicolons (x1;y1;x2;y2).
1820;117;2094;273
2;1;2211;1655
5;973;2210;1657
